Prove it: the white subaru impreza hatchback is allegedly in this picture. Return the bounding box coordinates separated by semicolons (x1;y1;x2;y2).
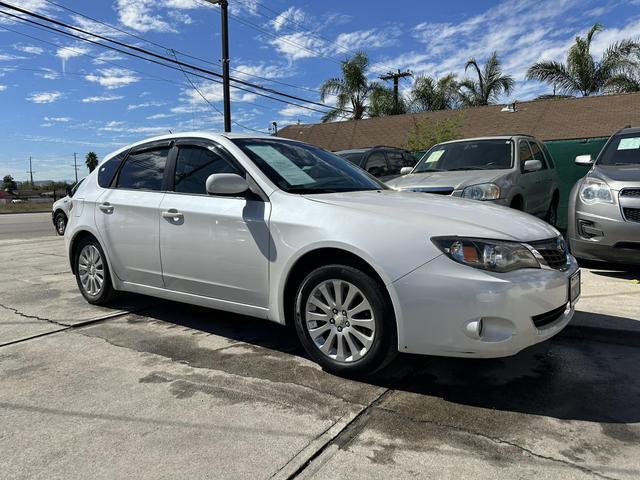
66;132;580;375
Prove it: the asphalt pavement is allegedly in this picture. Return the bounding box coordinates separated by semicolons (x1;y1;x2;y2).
1;213;639;479
0;212;56;239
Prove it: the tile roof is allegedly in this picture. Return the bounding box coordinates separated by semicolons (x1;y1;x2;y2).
278;92;640;150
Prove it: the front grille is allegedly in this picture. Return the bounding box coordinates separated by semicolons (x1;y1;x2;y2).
620;188;640;198
623;208;640;223
532;304;567;328
528;238;569;270
403;187;454;195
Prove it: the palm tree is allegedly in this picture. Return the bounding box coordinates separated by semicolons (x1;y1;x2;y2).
459;52;515;106
85;151;98;173
368;84;408;117
319;52;383;122
526;23;640;96
410;74;459;111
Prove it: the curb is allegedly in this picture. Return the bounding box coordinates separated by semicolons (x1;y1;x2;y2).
560;324;640;347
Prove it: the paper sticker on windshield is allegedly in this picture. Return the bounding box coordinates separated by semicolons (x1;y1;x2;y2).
618;137;640;150
425;150;444;163
246;145;314;185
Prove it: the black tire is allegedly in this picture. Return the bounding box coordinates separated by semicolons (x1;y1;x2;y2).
294;264;397;377
510;197;523;211
545;198;558;227
74;237;115;306
54;212;67;236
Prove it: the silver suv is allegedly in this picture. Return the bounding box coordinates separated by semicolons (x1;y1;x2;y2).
567;126;640;265
386;135;560;225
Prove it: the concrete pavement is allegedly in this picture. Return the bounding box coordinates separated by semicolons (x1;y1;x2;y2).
1;214;639;479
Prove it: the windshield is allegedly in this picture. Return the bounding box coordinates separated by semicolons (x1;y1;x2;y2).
413;139;514;173
233;138;386;193
598;133;640;166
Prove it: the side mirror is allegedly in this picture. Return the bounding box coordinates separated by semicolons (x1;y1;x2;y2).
205;173;249;196
523;159;542;172
206;173;249;195
575;154;594;166
400;166;414;175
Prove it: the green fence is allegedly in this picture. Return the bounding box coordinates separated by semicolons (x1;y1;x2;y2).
544;137;608;228
411;137;609;229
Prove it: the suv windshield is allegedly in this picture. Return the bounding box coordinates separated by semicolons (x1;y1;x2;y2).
233;138;386;193
598;133;640;166
413;139;514;173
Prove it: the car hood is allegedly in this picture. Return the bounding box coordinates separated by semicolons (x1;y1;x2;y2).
307;190;558;242
592;165;640;186
386;169;510;190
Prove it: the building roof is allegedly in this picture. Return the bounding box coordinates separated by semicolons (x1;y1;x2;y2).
278;92;640;151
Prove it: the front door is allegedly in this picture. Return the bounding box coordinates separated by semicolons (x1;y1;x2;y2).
95;142;170;287
159;140;271;307
517;139;544;215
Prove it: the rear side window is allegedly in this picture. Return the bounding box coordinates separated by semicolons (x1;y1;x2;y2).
519;140;533;168
387;151;414;172
98;151;127;188
364;151;388;176
174;146;240;195
116;147;169;191
528;141;548;169
340;152;364;165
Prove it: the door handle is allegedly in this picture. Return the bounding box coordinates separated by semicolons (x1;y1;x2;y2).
99;202;114;214
162;209;184;222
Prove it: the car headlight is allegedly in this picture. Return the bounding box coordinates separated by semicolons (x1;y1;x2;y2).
432;237;540;272
462;183;500;201
579;178;613;204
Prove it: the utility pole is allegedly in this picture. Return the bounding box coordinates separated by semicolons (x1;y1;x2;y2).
72;153;79;184
205;0;231;132
379;69;412;113
27;156;35;186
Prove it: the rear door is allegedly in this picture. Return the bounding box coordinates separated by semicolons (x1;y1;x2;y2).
95;141;170;287
158;139;271;307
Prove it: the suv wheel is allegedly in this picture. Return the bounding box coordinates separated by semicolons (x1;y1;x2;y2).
54;212;67;236
75;238;115;305
545;199;558;227
294;265;396;376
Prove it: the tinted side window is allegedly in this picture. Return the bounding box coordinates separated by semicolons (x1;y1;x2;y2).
541;144;555;168
116;148;169;191
174;146;239;194
98;151;127;188
386;151;412;173
365;151;388;176
519;140;533;170
528;141;548;169
340;153;364;165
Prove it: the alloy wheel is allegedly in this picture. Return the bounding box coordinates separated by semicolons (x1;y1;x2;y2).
78;244;105;297
56;216;66;235
304;279;376;363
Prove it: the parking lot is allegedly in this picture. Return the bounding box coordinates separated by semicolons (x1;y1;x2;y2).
1;213;639;479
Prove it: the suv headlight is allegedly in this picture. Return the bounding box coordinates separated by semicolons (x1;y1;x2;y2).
432;237;540;272
462;183;500;200
579;178;613;204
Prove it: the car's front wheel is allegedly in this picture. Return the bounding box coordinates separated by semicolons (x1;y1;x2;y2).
74;238;115;305
294;265;397;376
54;212;67;236
545;198;558;227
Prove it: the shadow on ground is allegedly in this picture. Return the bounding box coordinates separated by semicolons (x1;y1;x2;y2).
95;296;640;425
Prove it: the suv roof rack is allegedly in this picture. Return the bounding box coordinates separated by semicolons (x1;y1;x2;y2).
371;145;407;150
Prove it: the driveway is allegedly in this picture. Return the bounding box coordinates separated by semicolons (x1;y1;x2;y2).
1;214;639;479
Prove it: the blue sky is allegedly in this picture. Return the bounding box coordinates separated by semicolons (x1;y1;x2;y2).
1;0;639;181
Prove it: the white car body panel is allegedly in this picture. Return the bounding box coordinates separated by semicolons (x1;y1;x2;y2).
66;132;578;359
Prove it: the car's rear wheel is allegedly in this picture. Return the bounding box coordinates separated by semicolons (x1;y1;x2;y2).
54;212;67;236
75;238;114;305
545;198;558;227
294;265;396;376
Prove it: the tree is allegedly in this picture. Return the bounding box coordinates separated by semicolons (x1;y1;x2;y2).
85;151;98;172
459;52;515;106
2;174;17;191
526;24;640;96
405;114;463;152
368;84;408;117
410;74;459;112
319;52;384;122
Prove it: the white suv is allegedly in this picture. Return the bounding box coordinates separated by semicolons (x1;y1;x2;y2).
66;132;579;376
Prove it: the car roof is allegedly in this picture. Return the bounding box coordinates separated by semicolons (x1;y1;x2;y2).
335;146;408;154
436;135;538;146
616;126;640;135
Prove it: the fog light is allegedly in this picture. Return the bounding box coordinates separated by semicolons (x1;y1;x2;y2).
465;319;484;340
577;219;603;239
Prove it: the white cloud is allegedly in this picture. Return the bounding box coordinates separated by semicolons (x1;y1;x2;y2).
147;113;173;120
0;85;6;92
27;91;62;104
92;51;125;65
333;28;400;52
0;1;52;25
85;68;140;89
37;68;60;80
127;101;164;110
81;95;124;103
270;32;326;63
0;53;26;61
270;7;306;32
56;44;90;61
44;116;71;122
278;104;317;118
13;44;43;55
116;0;204;33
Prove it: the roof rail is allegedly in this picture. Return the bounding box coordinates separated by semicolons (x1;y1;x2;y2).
372;145;407;150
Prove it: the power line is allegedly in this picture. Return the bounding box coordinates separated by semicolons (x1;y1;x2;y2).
0;2;342;114
0;7;335;115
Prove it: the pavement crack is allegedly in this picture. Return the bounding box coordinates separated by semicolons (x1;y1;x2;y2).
0;302;70;327
376;406;621;480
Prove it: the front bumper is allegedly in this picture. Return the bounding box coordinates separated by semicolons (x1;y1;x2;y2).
392;254;579;358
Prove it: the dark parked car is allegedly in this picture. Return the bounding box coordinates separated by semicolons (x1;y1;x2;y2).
335;146;417;181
